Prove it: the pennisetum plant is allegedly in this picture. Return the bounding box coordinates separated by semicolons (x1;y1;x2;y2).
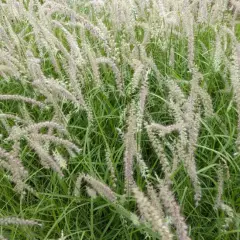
0;0;238;239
